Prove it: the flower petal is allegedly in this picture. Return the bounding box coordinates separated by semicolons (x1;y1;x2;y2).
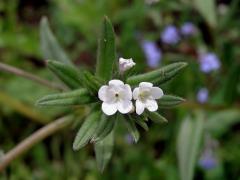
117;100;133;114
146;100;158;112
136;100;145;115
151;87;164;99
98;85;108;101
102;102;117;115
133;87;139;100
139;82;153;88
123;84;132;100
109;79;124;86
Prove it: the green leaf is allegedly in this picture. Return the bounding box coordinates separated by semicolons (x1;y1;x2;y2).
146;111;168;124
95;16;116;81
73;110;101;150
177;113;204;180
91;114;116;142
127;62;188;86
193;0;217;27
40;17;72;65
124;115;140;143
47;60;82;89
158;95;185;108
131;116;149;131
82;71;104;94
94;131;114;172
205;110;240;137
36;88;92;106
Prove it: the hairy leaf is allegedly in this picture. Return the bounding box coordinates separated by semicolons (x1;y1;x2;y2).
73;110;101;150
158;95;185;108
82;71;104;94
177;113;204;180
94;131;114;172
131;116;149;131
40;17;72;65
146;111;168;124
124;115;140;143
95;16;116;81
91;114;116;142
47;60;82;89
36;89;92;106
127;62;187;86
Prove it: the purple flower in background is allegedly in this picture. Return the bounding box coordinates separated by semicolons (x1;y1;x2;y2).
199;150;218;170
199;134;219;170
141;40;162;68
199;53;221;73
161;25;180;45
180;22;197;36
197;88;208;103
125;134;134;144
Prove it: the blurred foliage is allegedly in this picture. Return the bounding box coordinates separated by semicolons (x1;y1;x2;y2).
1;0;240;179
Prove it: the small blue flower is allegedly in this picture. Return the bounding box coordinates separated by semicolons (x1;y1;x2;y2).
199;53;221;73
180;22;197;36
141;40;162;68
161;25;180;45
197;88;208;103
199;150;218;170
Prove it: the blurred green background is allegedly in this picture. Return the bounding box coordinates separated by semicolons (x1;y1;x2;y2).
0;0;240;179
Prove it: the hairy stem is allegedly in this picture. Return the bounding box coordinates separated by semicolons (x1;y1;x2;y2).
0;62;65;91
0;115;74;172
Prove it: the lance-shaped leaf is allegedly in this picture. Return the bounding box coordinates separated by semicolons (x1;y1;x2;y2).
146;111;168;124
73;110;101;150
91;114;116;142
47;60;82;89
94;131;114;172
40;17;72;65
177;113;204;180
193;0;217;28
95;16;116;81
205;110;240;137
82;71;104;94
36;88;92;106
127;62;187;86
124;115;140;143
131;116;149;131
158;95;185;108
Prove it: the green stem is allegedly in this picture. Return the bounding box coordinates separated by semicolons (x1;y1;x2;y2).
0;62;65;91
0;115;74;172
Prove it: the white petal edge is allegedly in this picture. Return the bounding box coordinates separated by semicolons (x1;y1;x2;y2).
139;82;153;88
136;100;145;115
117;100;133;114
151;87;164;99
133;87;139;100
124;84;133;100
146;100;158;112
102;102;118;116
109;79;124;86
98;85;108;101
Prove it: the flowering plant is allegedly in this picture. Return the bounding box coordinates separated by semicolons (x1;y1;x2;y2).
36;16;187;171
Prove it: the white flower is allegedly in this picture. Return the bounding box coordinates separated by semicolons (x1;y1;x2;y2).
119;57;136;73
133;82;163;115
98;79;133;115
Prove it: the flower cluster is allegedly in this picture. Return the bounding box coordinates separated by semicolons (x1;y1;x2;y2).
36;17;187;172
98;58;164;116
141;22;197;68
